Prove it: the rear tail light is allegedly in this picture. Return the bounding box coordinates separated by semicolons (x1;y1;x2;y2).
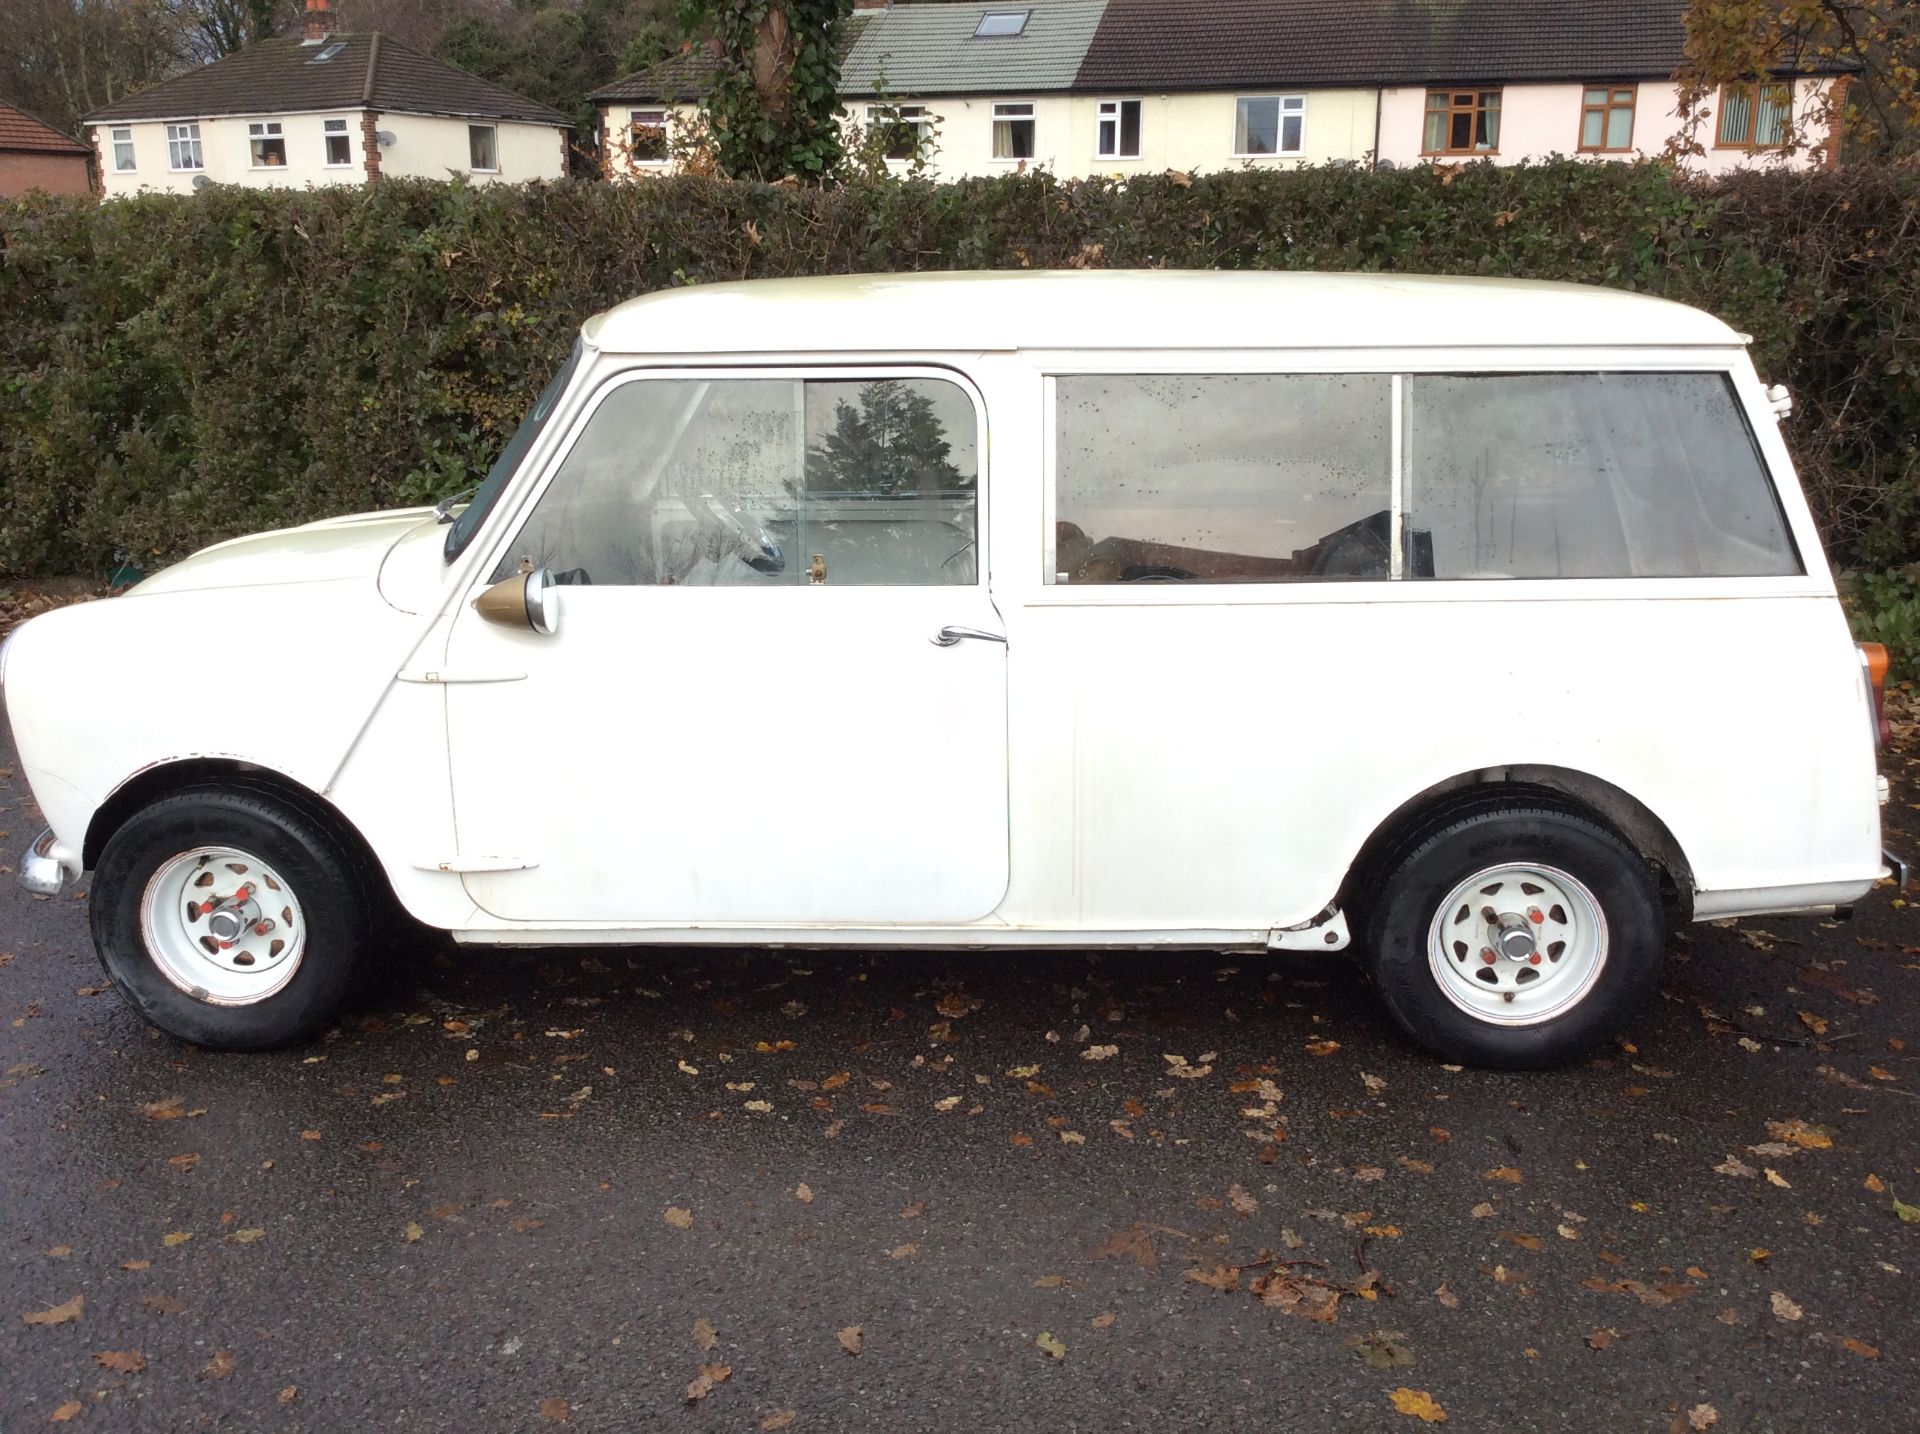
1859;642;1891;749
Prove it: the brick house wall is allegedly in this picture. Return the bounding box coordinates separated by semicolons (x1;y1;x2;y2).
0;150;93;198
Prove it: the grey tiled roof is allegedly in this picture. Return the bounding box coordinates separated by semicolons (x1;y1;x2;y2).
842;0;1109;96
84;35;567;126
1074;0;1842;92
590;45;721;104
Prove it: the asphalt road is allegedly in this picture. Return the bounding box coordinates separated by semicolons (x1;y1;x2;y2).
2;736;1917;1433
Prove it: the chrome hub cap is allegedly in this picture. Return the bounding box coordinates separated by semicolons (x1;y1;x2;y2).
140;847;306;1005
1426;863;1607;1026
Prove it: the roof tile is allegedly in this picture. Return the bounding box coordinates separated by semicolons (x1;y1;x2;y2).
0;102;91;155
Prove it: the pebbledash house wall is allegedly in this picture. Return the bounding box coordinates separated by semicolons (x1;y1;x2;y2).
601;78;1841;181
0;150;93;197
93;110;563;195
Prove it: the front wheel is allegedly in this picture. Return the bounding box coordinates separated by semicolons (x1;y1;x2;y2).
90;786;375;1050
1360;804;1665;1069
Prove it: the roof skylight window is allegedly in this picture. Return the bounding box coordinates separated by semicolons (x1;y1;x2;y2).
307;41;346;64
974;11;1030;37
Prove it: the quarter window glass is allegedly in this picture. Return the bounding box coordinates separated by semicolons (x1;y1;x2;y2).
497;376;978;587
1402;373;1799;579
1054;375;1393;583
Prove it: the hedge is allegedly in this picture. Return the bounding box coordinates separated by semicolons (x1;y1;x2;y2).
1;161;1915;579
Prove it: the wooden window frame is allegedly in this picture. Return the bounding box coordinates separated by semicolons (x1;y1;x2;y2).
1578;84;1637;153
1714;81;1793;151
1422;89;1501;156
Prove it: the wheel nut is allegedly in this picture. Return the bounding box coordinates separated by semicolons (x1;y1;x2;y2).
1528;953;1542;965
1480;948;1496;964
1527;906;1544;924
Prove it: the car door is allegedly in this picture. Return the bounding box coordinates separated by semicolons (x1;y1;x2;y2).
440;365;1009;927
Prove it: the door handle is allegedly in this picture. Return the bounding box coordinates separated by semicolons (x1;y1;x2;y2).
931;625;1007;647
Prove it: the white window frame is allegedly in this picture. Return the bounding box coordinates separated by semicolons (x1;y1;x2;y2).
1233;95;1306;158
322;117;353;167
991;101;1036;163
627;108;671;165
865;103;931;163
110;126;135;172
1095;99;1141;159
166;122;203;172
469;123;499;173
248;120;287;169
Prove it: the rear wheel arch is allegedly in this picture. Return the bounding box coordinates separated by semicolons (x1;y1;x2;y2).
1339;766;1693;918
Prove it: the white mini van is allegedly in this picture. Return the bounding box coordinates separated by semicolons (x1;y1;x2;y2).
1;272;1896;1067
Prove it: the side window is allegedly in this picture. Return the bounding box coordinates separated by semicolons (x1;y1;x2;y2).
1402;373;1800;579
495;375;978;587
1053;374;1392;583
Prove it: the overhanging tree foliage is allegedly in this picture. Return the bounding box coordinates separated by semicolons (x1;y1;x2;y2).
677;0;854;180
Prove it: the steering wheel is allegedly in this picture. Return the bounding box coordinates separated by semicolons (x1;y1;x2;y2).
684;491;785;575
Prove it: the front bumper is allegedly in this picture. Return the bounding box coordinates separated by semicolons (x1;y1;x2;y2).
18;829;77;897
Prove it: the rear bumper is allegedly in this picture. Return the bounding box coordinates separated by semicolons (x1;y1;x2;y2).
1883;849;1910;892
18;829;79;897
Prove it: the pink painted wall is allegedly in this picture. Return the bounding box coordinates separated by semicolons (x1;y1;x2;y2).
1375;79;1835;172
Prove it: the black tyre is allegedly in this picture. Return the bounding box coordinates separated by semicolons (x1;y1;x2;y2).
90;785;376;1051
1360;803;1664;1069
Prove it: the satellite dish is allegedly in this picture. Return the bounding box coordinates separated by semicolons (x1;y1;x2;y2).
1375;158;1397;171
376;130;396;147
191;174;213;190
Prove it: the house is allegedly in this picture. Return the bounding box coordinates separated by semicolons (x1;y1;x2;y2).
85;0;568;197
594;0;1847;182
0;103;95;198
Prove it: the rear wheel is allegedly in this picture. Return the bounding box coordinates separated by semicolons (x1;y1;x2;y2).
1360;804;1664;1069
91;786;375;1050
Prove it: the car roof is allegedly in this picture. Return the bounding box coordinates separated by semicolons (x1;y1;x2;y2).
581;270;1744;354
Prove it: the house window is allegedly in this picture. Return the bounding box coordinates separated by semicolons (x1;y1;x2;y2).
974;11;1029;37
992;102;1035;160
248;120;286;167
323;117;352;165
469;124;498;171
1096;99;1141;158
1716;82;1792;149
166;122;203;171
866;104;930;162
1579;86;1636;151
1423;89;1501;154
1234;95;1305;156
629;108;670;163
110;126;135;172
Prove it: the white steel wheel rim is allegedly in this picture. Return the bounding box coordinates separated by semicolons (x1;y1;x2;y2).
1425;862;1608;1027
139;846;308;1006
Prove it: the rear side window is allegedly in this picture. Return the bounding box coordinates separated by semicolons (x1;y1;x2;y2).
1050;369;1799;584
1055;374;1393;583
1402;372;1799;579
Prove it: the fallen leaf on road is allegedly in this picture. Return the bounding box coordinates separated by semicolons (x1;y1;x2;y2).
1388;1387;1447;1422
162;1231;191;1248
1228;1183;1257;1216
837;1326;863;1356
49;1402;83;1422
1765;1119;1833;1150
1687;1405;1718;1430
693;1318;718;1352
664;1207;693;1230
900;1202;925;1220
1035;1331;1066;1360
21;1295;83;1326
761;1412;795;1430
201;1350;235;1380
1770;1291;1804;1321
1764;1169;1791;1189
1185;1264;1239;1292
1469;1203;1495;1219
933;1095;962;1112
1089;1226;1157;1270
1864;1173;1885;1193
890;1243;919;1259
1798;1011;1829;1037
140;1295;186;1315
1713;1156;1756;1178
1361;1072;1387;1094
685;1364;731;1403
93;1351;145;1374
1082;1044;1118;1061
1485;1167;1523;1184
539;1396;569;1422
1499;1231;1543;1251
795;1183;813;1204
279;1386;298;1404
1434;1284;1459;1310
1305;1040;1340;1057
1347;1332;1412;1368
1586;1328;1616;1350
228;1228;265;1244
121;1261;150;1272
1839;1336;1880;1358
1893;1194;1920;1224
1090;1312;1116;1328
142;1096;186;1121
403;1223;423;1244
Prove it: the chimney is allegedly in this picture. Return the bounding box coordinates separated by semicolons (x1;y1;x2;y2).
303;0;331;44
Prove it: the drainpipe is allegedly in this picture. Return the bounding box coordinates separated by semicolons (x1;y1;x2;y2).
1371;87;1384;170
